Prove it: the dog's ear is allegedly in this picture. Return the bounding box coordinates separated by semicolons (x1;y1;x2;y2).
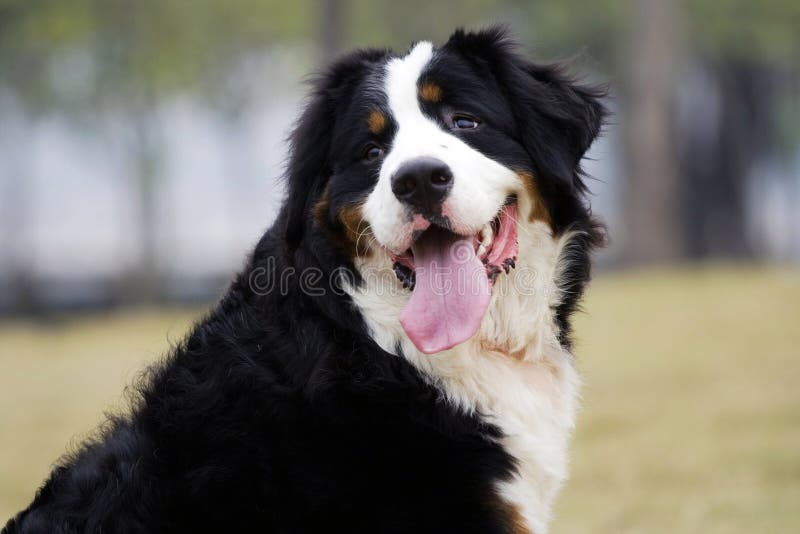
283;87;333;249
283;49;389;249
508;61;607;194
445;27;607;194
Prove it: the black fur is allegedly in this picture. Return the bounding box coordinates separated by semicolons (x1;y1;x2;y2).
3;27;604;533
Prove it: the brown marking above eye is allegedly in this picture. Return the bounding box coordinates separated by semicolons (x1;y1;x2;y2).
420;82;443;103
368;110;386;134
516;171;552;226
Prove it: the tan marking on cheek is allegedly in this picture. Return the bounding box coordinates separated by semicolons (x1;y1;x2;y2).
420;82;443;103
313;189;373;258
516;171;552;226
338;202;373;258
367;110;386;134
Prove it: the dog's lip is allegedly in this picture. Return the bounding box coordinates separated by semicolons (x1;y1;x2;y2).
395;195;517;254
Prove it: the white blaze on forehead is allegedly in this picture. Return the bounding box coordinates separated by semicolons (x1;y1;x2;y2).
385;41;435;120
361;42;436;253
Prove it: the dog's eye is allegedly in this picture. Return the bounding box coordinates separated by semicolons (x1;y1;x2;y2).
452;115;480;130
363;144;385;162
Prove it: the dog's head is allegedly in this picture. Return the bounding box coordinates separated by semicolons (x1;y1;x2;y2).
282;28;606;356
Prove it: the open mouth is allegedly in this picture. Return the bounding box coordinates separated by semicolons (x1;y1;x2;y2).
390;200;519;355
390;200;519;289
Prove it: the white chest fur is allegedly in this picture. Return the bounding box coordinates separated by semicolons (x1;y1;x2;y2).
406;337;579;534
346;220;582;534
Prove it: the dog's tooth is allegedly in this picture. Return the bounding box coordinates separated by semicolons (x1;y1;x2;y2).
478;223;494;256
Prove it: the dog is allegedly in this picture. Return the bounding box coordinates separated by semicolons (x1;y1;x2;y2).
3;27;605;534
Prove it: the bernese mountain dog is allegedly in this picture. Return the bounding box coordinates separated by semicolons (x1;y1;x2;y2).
3;27;606;534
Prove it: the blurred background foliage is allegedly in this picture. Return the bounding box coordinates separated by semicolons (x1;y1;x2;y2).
1;0;799;314
1;1;799;531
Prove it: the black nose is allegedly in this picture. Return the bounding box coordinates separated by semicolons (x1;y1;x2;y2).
391;157;453;214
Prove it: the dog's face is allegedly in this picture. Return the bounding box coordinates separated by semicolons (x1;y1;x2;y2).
286;28;605;356
364;40;522;255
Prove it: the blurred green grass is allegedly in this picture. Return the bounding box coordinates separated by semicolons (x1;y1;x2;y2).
1;266;799;532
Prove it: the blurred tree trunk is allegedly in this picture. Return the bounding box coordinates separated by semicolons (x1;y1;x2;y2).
125;104;163;305
3;121;39;314
624;0;685;264
681;62;772;259
319;0;345;64
7;183;38;314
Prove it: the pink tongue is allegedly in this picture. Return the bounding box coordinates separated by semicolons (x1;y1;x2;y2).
400;227;492;354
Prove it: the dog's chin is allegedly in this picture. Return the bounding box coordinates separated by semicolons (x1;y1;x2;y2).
373;200;519;355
